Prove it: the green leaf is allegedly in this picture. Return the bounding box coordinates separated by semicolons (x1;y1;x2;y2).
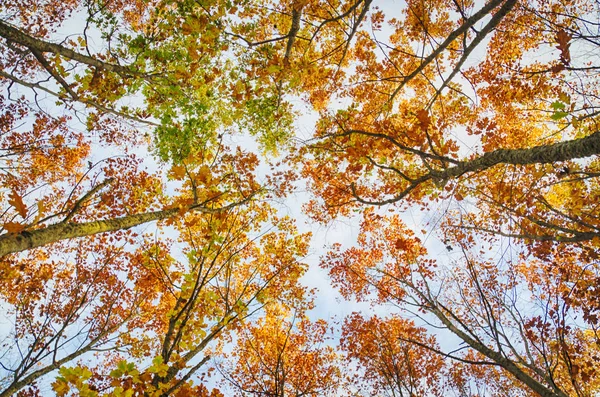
551;101;566;110
551;111;569;120
110;369;123;378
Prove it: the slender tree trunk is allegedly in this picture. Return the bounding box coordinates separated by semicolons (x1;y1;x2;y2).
0;196;253;257
349;130;600;206
0;20;140;77
0;329;113;397
0;208;180;257
427;302;569;397
434;130;600;180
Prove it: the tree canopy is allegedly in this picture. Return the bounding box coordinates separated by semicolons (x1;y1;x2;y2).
1;0;599;396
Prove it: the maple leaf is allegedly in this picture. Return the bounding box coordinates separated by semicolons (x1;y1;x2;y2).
8;190;28;218
169;165;187;180
51;378;70;397
394;238;408;251
196;165;212;185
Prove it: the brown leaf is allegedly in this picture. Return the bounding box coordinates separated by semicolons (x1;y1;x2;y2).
556;29;572;65
394;238;408;251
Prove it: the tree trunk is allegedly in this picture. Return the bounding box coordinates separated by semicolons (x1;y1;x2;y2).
428;303;569;397
0;20;140;77
0;208;181;257
434;130;600;180
0;196;254;257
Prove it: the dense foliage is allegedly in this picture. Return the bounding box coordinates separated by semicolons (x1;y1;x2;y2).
1;0;599;396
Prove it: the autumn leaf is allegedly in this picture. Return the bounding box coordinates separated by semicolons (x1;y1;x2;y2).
8;190;28;218
556;29;572;65
394;238;408;250
51;378;70;397
169;165;187;180
33;200;46;223
3;221;25;234
415;109;431;132
197;165;212;185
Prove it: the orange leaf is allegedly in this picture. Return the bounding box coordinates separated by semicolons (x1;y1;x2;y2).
169;165;187;180
415;109;430;132
8;190;28;218
197;165;212;185
3;221;25;234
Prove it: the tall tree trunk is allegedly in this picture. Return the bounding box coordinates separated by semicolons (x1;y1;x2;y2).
436;130;600;180
0;20;140;77
0;198;251;257
349;130;600;206
428;302;568;397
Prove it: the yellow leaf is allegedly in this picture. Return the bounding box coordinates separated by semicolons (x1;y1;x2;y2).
52;378;70;397
33;200;46;223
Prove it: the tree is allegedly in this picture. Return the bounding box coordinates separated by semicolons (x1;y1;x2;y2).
0;0;376;256
292;1;600;395
0;138;260;257
341;312;446;397
1;199;312;396
297;0;600;248
220;307;341;397
0;1;353;394
2;0;600;395
0;1;270;257
323;210;600;397
0;237;143;397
